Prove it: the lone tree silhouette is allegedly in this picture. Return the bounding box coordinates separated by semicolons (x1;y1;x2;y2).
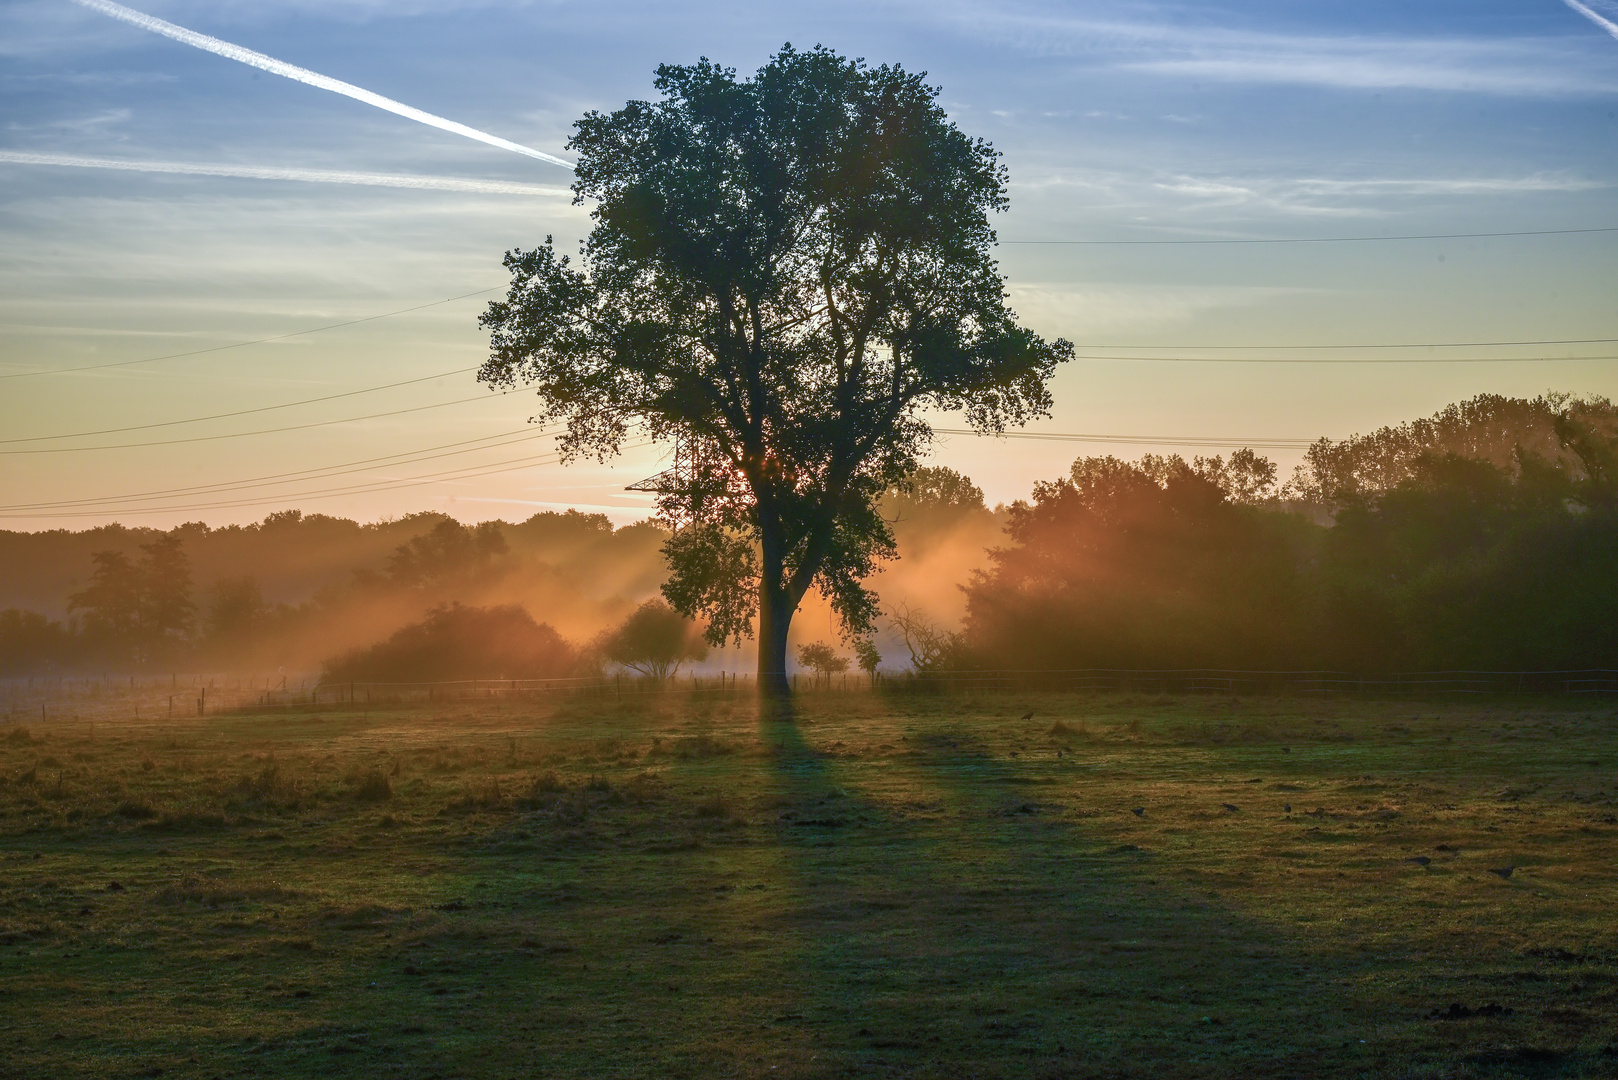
480;45;1069;698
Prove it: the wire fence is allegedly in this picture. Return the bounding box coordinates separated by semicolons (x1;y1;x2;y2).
888;668;1618;696
4;666;1618;725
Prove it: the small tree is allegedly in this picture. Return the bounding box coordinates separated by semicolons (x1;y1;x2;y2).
137;534;195;655
604;599;709;679
68;535;194;666
852;638;882;681
889;603;951;673
796;640;849;686
69;550;142;651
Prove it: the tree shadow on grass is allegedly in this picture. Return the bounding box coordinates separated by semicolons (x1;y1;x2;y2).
745;713;1580;1080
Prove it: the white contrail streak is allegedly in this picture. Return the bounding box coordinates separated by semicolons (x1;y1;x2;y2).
0;150;570;195
69;0;575;170
1564;0;1618;42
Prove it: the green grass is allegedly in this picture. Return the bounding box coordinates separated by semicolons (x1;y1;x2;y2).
3;690;1618;1078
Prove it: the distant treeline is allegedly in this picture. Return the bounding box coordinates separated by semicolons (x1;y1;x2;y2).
957;393;1618;674
5;392;1616;680
0;475;989;678
0;510;667;675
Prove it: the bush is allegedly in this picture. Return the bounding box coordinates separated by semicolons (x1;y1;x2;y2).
322;603;576;683
350;767;392;803
600;600;707;679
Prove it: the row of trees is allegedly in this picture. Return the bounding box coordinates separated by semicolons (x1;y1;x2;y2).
954;394;1618;674
63;535;195;666
0;513;658;675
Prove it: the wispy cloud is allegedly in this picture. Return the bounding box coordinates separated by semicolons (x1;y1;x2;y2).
0;150;572;196
6;107;131;134
928;2;1618;96
1563;0;1618;43
68;0;575;169
1012;166;1607;220
1006;282;1313;337
1149;173;1606;216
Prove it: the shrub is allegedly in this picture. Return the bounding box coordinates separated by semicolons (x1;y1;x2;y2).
349;767;393;803
322;603;576;683
600;600;707;679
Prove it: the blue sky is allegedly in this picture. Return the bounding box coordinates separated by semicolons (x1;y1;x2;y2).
2;0;1616;528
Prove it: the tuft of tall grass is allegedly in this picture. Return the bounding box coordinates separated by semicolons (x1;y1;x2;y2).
229;758;304;811
346;765;393;803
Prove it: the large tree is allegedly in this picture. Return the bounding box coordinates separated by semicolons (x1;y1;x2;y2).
480;45;1070;696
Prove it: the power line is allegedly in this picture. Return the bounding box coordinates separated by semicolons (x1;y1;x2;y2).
1001;226;1618;245
0;438;656;520
0;425;557;511
0;287;501;380
0;389;526;455
1064;337;1618;351
1064;353;1618;365
936;428;1315;449
0;447;567;518
1;366;479;444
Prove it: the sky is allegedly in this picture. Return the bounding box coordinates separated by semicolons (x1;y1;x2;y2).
2;0;1616;531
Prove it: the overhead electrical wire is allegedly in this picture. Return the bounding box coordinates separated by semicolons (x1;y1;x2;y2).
0;287;501;380
0;452;565;519
0;438;657;520
0;446;570;518
8;426;1311;517
0;389;526;455
1001;226;1618;245
1;366;480;444
1061;352;1618;364
2;425;559;512
935;428;1316;449
1062;337;1618;351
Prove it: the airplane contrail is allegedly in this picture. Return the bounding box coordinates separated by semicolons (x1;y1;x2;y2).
69;0;575;170
1564;0;1618;41
0;150;570;195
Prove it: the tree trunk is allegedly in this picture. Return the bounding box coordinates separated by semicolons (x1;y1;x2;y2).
756;580;792;700
756;519;793;700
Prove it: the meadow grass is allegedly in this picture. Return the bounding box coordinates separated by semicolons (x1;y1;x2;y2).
2;690;1617;1078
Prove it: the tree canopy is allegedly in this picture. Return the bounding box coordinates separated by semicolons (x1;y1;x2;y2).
480;45;1070;694
67;534;194;666
600;599;708;680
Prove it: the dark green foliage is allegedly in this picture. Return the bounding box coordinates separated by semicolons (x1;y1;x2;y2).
66;533;194;666
0;609;72;675
796;640;849;679
480;45;1070;693
322;603;576;683
1285;392;1618;509
1322;455;1618;670
599;599;708;679
852;637;882;676
385;519;507;587
878;465;996;552
963;453;1315;671
964;396;1618;673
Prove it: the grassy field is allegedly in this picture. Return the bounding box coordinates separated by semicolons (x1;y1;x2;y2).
2;688;1617;1079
